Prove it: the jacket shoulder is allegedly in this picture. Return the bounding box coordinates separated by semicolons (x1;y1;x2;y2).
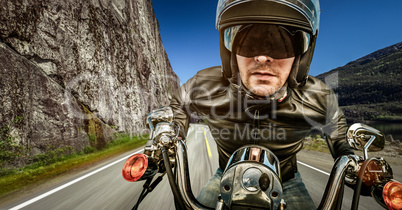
299;76;331;93
178;66;229;100
292;76;335;99
290;76;337;113
195;66;225;79
184;66;229;89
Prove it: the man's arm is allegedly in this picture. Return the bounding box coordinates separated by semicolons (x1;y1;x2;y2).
169;77;197;139
322;88;354;159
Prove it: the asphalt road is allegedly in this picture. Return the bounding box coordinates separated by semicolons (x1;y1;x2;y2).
297;155;382;210
3;124;386;210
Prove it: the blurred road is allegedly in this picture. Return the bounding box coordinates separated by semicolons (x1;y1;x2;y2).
298;155;381;210
4;124;384;210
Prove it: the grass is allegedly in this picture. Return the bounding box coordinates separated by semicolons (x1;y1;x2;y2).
302;135;331;153
0;134;148;198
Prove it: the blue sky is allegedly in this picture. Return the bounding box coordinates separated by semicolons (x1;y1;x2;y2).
153;0;402;84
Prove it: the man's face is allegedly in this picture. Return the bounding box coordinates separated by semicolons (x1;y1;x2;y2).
231;24;296;97
237;55;294;97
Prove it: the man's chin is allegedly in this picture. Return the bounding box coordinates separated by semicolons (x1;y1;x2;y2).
248;86;277;97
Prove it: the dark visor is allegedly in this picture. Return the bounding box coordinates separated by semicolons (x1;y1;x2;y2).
224;24;310;59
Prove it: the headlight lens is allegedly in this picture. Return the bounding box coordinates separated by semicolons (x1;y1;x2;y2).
243;167;262;192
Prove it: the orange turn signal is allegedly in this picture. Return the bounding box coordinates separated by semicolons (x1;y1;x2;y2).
383;181;402;210
122;154;148;182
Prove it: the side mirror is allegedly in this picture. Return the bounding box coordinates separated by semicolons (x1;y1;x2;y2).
146;106;174;139
346;123;385;159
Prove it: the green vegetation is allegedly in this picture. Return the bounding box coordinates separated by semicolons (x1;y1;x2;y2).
0;116;26;168
317;43;402;122
302;135;330;153
82;105;107;150
0;134;147;198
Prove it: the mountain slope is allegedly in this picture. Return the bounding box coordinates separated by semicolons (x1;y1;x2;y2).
317;42;402;121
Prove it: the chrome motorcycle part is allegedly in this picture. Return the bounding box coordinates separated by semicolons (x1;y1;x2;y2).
215;197;224;210
174;140;209;209
125;119;399;210
318;155;360;209
146;106;174;139
154;122;176;138
243;167;263;192
346;123;385;159
346;157;394;188
279;199;287;210
220;145;282;209
153;122;178;148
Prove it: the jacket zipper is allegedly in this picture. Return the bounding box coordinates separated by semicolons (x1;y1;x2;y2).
253;110;260;143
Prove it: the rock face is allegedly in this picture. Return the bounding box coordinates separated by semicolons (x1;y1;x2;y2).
0;0;179;161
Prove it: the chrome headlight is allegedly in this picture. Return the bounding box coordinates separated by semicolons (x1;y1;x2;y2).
220;145;282;209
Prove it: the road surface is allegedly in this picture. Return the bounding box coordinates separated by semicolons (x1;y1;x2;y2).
2;124;386;209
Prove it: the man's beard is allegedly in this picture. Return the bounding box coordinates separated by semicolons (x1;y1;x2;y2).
246;64;281;96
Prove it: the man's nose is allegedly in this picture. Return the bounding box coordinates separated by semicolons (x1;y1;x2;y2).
254;55;274;63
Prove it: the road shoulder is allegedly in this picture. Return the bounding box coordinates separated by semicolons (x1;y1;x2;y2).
298;148;402;181
0;148;142;208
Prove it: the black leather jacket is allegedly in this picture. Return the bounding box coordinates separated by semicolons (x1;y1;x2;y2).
170;66;353;181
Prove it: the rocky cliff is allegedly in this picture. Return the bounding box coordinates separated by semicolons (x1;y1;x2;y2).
0;0;179;163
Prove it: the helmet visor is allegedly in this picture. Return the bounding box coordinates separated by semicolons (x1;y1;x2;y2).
224;24;310;59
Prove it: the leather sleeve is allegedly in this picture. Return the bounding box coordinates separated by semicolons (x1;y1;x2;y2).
169;66;225;139
322;88;355;159
169;76;197;139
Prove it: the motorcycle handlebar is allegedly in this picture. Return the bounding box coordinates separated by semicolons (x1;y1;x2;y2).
171;139;362;210
162;146;187;210
174;140;213;209
318;155;360;209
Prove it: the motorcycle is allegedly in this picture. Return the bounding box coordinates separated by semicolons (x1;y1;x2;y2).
122;107;401;210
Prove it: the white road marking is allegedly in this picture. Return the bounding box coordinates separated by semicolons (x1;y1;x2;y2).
298;161;330;176
10;149;144;210
10;147;330;209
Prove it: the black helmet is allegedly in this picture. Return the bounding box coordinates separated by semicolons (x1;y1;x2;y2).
216;0;320;87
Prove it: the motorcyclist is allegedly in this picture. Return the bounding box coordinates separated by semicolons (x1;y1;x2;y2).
169;0;354;209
